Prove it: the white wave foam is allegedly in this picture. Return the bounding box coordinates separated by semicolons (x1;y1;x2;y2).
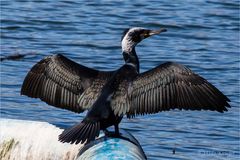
0;118;83;160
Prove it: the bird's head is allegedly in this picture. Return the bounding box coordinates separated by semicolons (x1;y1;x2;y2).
121;27;167;53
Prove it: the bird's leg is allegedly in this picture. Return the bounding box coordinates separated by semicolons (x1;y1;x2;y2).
114;124;120;136
103;125;138;145
104;128;116;137
104;124;120;137
111;124;138;145
103;129;110;135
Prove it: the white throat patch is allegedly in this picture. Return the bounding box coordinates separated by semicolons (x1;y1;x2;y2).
121;27;144;53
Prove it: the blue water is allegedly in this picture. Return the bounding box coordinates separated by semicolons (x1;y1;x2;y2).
1;0;239;159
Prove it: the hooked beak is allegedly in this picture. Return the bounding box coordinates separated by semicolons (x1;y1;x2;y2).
148;28;167;36
142;28;167;39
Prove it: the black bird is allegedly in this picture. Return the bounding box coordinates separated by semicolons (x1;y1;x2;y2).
21;27;230;145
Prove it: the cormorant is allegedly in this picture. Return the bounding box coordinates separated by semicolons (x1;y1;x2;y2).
21;27;230;145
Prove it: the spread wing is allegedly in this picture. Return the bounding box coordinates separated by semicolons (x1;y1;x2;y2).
112;62;230;117
21;54;114;113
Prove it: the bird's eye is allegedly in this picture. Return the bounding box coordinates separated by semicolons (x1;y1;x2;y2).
143;33;149;38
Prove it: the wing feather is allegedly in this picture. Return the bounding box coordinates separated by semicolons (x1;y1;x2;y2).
21;54;114;113
125;62;230;117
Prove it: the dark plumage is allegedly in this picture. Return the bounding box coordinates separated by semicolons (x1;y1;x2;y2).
21;54;114;113
21;27;230;145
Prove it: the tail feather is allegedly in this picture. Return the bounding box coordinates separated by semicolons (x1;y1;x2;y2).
75;123;89;144
59;121;100;144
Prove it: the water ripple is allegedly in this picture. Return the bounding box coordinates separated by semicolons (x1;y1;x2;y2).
1;0;239;159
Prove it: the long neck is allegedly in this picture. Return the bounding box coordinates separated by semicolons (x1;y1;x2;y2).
122;48;139;73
